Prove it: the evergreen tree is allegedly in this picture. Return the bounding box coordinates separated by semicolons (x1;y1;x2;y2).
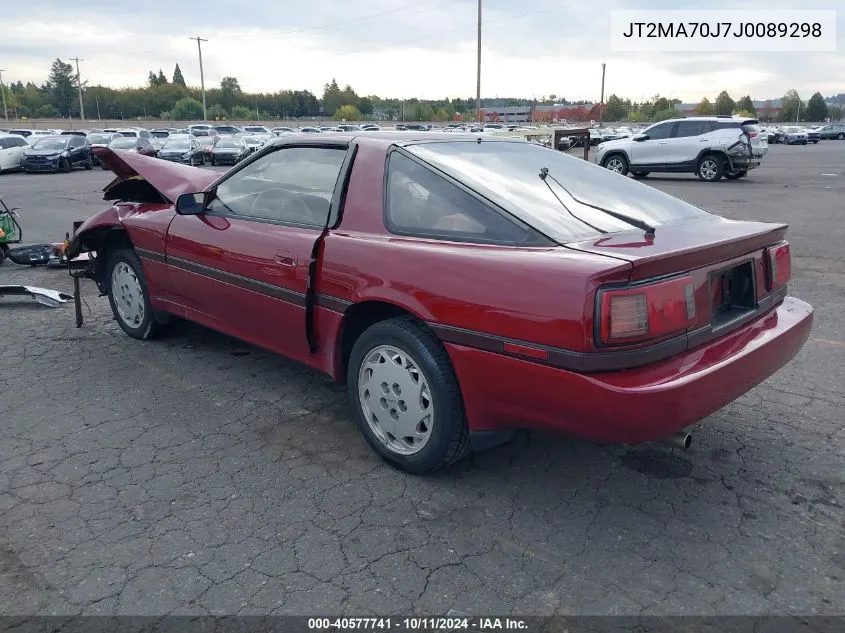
173;64;186;87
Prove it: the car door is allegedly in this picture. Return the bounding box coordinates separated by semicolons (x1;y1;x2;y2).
664;120;713;165
0;138;14;170
629;121;675;166
165;142;353;363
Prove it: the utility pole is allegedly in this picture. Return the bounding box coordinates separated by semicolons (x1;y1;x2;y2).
70;57;85;120
475;0;482;124
0;69;8;120
190;36;208;121
598;62;606;126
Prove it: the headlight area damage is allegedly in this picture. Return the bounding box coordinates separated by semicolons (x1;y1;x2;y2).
65;147;219;326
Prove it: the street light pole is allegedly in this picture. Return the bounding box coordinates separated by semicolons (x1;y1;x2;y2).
190;36;208;121
598;62;606;126
0;69;8;120
70;57;85;120
475;0;482;123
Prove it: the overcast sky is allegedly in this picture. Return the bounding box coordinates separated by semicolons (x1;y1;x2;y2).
1;0;842;102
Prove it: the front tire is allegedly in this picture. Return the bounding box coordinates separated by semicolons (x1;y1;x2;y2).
84;155;93;170
347;317;470;474
838;133;845;140
697;154;724;182
631;171;649;179
60;158;71;173
725;170;747;180
601;153;629;176
106;248;160;340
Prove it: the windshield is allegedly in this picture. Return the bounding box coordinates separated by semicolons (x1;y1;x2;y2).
405;140;712;242
88;134;113;144
109;138;137;149
216;140;242;149
164;141;190;150
243;136;260;144
244;127;264;132
31;138;68;151
151;131;169;138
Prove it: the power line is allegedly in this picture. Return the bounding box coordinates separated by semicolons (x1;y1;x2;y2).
70;57;85;120
190;36;208;120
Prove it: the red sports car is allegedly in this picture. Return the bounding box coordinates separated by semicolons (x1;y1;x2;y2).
67;137;813;474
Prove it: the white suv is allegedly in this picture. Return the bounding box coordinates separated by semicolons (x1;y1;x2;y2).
594;116;767;182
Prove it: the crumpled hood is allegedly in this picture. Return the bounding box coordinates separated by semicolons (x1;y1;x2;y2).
24;149;65;156
95;147;220;203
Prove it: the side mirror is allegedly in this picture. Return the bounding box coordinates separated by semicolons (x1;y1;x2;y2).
633;133;649;142
175;192;206;215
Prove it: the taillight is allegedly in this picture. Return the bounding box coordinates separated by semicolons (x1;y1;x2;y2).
767;241;791;290
598;275;696;345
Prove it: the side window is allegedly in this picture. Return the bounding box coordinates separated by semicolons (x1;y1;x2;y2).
385;152;531;244
69;137;83;147
14;137;27;147
0;138;11;149
645;122;673;140
675;121;712;137
210;146;346;226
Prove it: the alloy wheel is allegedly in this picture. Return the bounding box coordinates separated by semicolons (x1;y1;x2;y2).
606;157;625;173
699;159;718;181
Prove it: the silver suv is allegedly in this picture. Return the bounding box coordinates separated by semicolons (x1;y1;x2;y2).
594;116;767;182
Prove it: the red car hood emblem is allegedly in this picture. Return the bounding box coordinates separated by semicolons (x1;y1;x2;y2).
95;147;220;203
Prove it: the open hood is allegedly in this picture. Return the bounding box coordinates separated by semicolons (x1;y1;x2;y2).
95;147;220;203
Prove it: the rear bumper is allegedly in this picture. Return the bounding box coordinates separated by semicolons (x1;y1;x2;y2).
447;297;813;443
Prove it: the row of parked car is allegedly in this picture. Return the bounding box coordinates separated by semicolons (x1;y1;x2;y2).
0;124;292;173
760;123;845;145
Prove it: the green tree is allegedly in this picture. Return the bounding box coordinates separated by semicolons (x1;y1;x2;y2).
735;95;755;116
696;97;713;115
171;96;203;120
715;90;735;115
779;89;802;122
335;104;361;121
206;104;228;120
45;58;76;116
36;103;60;118
230;104;253;120
322;79;343;117
148;71;159;88
219;76;242;111
172;64;186;87
652;97;670;112
828;104;842;121
653;107;681;122
358;97;373;116
157;70;168;85
806;92;827;122
603;94;628;121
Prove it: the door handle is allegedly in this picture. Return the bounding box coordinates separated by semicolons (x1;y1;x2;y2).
275;250;296;267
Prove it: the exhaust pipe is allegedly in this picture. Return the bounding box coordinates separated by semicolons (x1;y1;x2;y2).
660;431;692;450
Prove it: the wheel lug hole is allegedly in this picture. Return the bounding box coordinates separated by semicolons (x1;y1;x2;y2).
392;384;401;396
380;382;389;395
398;401;407;412
389;409;399;421
379;397;388;410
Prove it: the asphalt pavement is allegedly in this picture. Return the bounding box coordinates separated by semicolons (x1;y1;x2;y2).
0;143;843;616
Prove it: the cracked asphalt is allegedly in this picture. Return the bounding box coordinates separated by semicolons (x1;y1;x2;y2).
0;143;843;617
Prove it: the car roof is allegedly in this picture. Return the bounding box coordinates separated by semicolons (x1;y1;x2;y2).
268;131;531;150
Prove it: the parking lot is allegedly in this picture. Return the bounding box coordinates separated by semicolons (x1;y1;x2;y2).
0;142;843;616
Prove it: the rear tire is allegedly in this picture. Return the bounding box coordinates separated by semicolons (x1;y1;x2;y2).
601;153;629;176
725;170;747;180
347;317;471;474
697;154;724;182
106;248;161;341
631;171;649;179
838;133;844;140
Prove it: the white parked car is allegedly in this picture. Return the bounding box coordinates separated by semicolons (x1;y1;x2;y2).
0;133;29;172
594;116;767;182
242;125;273;135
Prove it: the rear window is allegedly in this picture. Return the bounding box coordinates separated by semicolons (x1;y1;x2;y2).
405;140;712;242
741;123;761;134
